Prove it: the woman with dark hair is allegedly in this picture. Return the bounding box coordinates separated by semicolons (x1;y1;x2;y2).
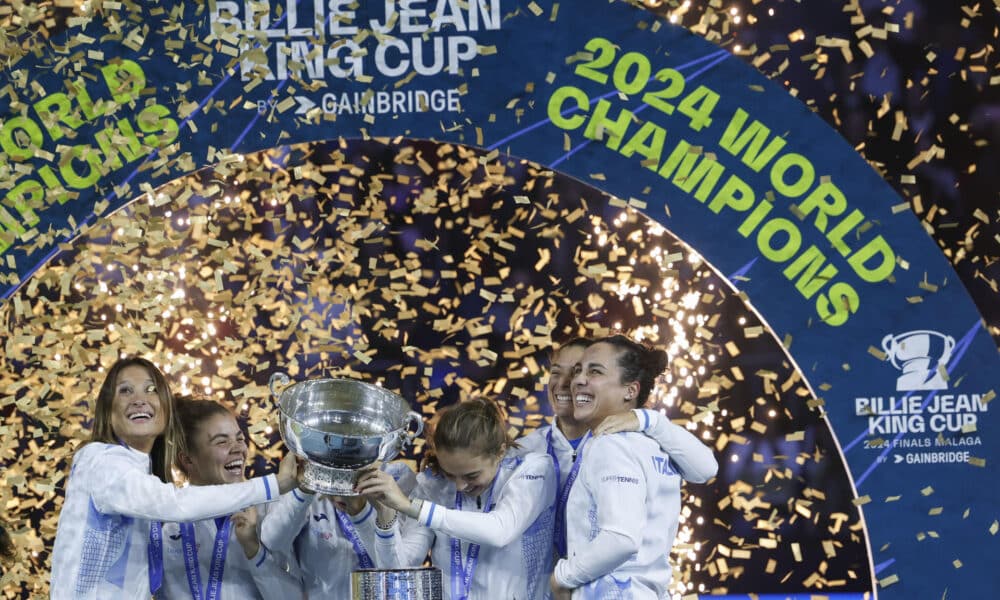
158;398;303;599
356;398;557;600
518;336;716;561
258;459;416;598
50;357;299;600
550;335;718;599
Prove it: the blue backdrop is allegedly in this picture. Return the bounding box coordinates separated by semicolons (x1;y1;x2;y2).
1;1;997;596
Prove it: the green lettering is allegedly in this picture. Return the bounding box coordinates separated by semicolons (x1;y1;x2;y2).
101;59;146;105
826;208;864;256
619;121;666;170
707;174;754;213
719;108;787;171
38;165;72;205
547;86;589;131
783;245;839;299
94;118;143;170
658;141;724;202
770;152;814;198
68;78;102;121
584;99;632;151
737;199;773;237
756;217;802;262
33;92;83;142
0;115;44;160
137;105;179;147
60;145;103;188
848;235;895;283
816;282;858;326
5;179;43;227
798;181;847;234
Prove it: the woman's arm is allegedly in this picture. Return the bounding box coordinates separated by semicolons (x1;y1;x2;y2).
259;489;315;555
84;444;282;522
372;512;436;569
595;409;719;483
413;454;556;547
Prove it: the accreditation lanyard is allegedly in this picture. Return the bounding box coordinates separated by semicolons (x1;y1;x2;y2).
554;431;590;557
335;506;375;569
180;517;232;600
115;438;165;594
148;521;164;594
449;470;500;600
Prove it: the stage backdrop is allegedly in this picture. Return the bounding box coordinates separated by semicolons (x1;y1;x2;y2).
1;1;997;597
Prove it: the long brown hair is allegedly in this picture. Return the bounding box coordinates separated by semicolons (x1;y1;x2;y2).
90;357;183;483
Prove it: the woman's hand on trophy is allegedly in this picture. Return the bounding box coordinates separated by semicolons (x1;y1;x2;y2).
592;410;641;437
276;452;300;495
355;467;412;516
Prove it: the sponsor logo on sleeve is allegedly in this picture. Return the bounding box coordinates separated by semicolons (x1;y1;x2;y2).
600;475;640;485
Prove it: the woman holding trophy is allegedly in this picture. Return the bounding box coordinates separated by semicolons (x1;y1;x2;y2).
258;460;416;597
49;357;299;600
549;336;718;599
356;398;558;600
157;398;303;599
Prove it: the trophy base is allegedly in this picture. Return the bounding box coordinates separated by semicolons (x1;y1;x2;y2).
351;568;443;600
301;462;362;496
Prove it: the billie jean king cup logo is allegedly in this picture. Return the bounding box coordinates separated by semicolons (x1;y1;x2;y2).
881;330;956;392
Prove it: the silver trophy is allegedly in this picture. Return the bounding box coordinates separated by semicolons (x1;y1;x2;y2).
270;372;423;495
351;568;444;600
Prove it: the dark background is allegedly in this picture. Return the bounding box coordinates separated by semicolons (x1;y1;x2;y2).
3;0;999;597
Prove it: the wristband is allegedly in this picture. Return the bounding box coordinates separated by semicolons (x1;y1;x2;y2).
409;497;423;519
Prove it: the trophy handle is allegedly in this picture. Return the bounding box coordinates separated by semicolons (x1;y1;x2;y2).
377;412;424;462
268;372;290;399
403;411;424;445
881;334;900;370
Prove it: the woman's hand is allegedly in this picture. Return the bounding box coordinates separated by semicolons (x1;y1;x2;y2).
354;467;412;516
549;573;573;600
276;452;300;495
231;506;260;559
592;411;641;437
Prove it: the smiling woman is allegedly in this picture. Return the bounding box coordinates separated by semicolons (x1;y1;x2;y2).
48;357;301;600
355;398;558;600
156;398;302;599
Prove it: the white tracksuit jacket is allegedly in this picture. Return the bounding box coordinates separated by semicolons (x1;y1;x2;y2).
50;442;280;600
373;451;557;600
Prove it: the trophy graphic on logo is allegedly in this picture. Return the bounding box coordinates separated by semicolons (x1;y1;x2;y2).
881;330;955;392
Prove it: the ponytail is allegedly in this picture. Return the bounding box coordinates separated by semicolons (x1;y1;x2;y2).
601;335;669;407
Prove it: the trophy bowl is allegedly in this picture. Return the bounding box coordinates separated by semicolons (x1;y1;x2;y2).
270;372;423;495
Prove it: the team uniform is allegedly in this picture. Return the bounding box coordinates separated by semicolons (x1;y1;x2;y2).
517;409;717;559
373;451;557;600
259;462;417;598
50;442;280;600
555;431;703;599
518;409;717;487
157;500;302;599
